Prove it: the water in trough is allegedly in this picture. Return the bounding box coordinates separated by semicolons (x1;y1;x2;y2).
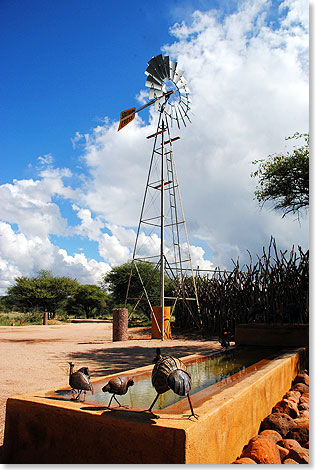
56;346;281;410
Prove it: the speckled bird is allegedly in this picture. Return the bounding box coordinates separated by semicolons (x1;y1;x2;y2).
102;376;135;408
68;362;93;400
148;348;197;419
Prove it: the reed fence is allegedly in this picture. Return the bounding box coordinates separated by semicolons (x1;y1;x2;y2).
174;238;309;336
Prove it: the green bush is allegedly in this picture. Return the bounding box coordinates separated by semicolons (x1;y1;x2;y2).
23;311;44;324
0;312;24;325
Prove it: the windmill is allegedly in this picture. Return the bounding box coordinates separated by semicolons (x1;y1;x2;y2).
118;54;200;340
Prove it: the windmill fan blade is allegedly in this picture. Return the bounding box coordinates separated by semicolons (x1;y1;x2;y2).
173;106;180;128
182;99;191;114
149;87;163;100
181;105;192;123
176;104;186;127
153;54;168;78
176;76;188;87
145;75;163;89
180;93;191;104
169;106;176;122
179;102;190;119
169;60;177;80
178;86;191;97
163;56;170;78
173;68;184;84
145;63;164;82
147;55;167;81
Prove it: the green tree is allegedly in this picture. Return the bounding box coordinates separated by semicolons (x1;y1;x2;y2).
251;132;309;218
34;271;79;318
7;271;79;318
103;261;173;317
6;276;39;312
67;284;108;318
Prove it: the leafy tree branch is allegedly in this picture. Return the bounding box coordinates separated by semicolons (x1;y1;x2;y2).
251;132;309;218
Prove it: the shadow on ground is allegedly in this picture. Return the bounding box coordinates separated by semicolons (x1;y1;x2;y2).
69;343;218;377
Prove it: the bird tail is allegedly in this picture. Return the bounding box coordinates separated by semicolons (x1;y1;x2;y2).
102;382;110;393
167;369;191;396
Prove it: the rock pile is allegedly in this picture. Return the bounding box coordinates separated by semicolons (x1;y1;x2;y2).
232;370;309;464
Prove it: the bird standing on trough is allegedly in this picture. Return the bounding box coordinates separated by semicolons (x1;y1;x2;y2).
102;376;135;408
68;362;93;400
147;348;197;419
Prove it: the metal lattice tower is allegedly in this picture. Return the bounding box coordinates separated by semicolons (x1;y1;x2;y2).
118;54;200;340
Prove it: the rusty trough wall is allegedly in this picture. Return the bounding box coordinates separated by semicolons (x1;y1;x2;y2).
2;347;306;464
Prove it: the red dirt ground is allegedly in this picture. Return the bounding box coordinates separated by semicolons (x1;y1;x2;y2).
0;321;222;446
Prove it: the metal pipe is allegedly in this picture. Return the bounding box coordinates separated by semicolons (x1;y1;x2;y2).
160;119;165;341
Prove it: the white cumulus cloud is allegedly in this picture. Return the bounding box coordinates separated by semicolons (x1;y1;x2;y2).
0;0;308;293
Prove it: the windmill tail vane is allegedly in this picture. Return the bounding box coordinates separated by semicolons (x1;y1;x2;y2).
117;54;200;340
118;90;174;131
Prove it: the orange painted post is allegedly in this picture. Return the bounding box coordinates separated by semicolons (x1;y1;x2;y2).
112;308;128;341
43;312;48;325
151;306;171;339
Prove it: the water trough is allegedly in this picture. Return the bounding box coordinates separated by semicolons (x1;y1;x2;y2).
2;344;306;464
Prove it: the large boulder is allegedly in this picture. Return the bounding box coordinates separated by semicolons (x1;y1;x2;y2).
276;444;289;461
293;373;309;386
287;448;309;464
283;390;300;403
272;399;299;418
286;423;309;447
293;410;309;426
291;382;309;394
277;438;304;453
240;435;281;464
259;429;282;443
261;413;295;437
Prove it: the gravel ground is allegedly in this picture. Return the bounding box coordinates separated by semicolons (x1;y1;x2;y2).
0;321;221;447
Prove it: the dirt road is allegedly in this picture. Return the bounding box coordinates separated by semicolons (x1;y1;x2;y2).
0;321;221;446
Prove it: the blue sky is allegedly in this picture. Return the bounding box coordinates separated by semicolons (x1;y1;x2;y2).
1;0;234;182
0;0;309;293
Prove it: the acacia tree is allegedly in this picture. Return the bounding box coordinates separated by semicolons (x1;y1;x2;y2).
103;261;174;317
7;271;79;318
67;284;108;318
251;132;309;218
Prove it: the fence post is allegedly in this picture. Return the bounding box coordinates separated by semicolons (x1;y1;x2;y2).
112;308;128;341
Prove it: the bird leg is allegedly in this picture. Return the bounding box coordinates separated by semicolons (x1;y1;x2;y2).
107;394;115;409
107;395;128;409
113;396;129;408
114;396;122;406
75;390;82;400
186;394;198;420
147;393;160;413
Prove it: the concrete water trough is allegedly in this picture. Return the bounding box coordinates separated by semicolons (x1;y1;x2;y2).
2;343;307;464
